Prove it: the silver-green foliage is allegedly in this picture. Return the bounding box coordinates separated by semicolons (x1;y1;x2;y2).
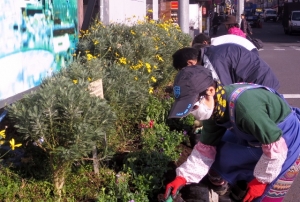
7;68;115;162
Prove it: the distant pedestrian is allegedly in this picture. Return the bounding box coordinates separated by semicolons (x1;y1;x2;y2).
212;13;221;35
240;14;252;36
223;15;246;38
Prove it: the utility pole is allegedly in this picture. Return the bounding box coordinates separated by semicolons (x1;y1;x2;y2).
153;0;159;20
99;0;104;21
237;0;244;25
198;2;203;33
178;0;189;34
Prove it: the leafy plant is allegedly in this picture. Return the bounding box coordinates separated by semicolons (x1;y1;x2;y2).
1;16;193;201
123;150;172;201
7;71;116;200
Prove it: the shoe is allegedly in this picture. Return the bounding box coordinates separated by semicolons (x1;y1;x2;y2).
200;175;229;196
230;180;247;201
209;181;229;196
219;192;232;202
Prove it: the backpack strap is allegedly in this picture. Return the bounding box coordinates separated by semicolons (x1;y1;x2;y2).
229;84;278;124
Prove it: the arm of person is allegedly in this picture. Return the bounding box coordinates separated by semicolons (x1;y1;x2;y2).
238;106;288;184
176;120;226;184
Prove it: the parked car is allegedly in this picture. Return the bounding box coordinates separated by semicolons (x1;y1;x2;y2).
282;2;300;34
285;10;300;34
263;9;277;22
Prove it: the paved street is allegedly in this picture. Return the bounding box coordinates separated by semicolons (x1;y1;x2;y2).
212;19;300;108
210;18;300;202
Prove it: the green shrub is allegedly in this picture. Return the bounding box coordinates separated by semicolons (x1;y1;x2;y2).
2;17;193;201
7;68;116;199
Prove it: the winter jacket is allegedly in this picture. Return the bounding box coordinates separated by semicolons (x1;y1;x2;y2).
202;43;280;90
240;19;252;35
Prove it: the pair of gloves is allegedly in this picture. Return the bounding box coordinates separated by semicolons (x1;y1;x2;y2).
164;176;267;202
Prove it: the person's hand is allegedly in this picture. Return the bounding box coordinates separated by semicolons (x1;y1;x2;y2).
243;178;267;202
164;176;187;199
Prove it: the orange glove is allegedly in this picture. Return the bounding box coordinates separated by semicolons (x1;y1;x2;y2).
243;178;268;202
164;176;187;199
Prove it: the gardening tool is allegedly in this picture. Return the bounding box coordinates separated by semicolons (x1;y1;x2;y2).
157;192;185;202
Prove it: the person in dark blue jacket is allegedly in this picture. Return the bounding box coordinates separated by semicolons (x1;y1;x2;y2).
172;45;280;91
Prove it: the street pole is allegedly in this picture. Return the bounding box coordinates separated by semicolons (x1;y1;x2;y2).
99;0;104;22
178;0;189;34
199;3;203;33
237;0;244;25
153;0;159;20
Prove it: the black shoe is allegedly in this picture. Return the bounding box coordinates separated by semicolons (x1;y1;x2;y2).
219;192;232;202
230;180;247;201
200;175;229;196
209;181;229;196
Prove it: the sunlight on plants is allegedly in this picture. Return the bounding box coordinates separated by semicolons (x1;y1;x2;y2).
2;15;193;201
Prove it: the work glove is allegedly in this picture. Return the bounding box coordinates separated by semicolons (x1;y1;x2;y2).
243;178;267;202
164;176;187;200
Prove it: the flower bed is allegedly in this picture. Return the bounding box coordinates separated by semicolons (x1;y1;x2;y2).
0;18;195;201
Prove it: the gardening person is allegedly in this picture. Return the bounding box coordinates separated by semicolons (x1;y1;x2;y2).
192;33;258;54
164;67;300;202
172;46;279;90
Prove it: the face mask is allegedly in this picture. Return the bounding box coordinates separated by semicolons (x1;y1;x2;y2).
190;100;214;121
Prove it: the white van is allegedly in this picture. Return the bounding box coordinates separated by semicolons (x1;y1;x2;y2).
287;10;300;34
263;9;277;22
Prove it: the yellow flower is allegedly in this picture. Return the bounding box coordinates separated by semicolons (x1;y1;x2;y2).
88;77;92;82
134;76;138;81
9;138;22;150
155;46;159;50
73;79;78;84
94;40;99;45
149;87;154;94
130;30;136;35
148;9;153;13
156;54;164;62
0;129;5;138
145;63;151;69
115;52;119;57
118;57;127;64
153;65;158;69
86;53;94;61
151;76;157;82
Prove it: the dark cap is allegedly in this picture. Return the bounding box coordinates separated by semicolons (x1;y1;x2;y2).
223;15;237;25
168;66;214;119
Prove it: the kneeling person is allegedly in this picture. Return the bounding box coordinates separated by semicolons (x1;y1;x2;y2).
165;67;300;202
